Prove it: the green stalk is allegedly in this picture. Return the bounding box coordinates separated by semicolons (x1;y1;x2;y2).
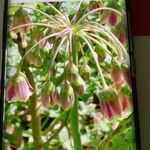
80;35;108;89
18;44;43;149
26;70;43;149
70;96;83;150
70;35;83;150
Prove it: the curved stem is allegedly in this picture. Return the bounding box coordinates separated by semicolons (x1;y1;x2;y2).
77;7;122;25
48;35;68;78
82;32;113;56
88;22;129;63
80;35;108;89
70;34;83;150
18;32;61;69
87;32;119;56
10;4;57;23
9;23;54;32
51;36;68;64
18;45;43;149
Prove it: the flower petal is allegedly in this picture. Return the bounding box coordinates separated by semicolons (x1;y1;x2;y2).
6;84;16;103
16;76;33;101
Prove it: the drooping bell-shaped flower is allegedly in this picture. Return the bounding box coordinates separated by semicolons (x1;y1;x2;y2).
10;8;32;48
119;83;132;112
107;12;121;27
6;72;34;103
100;11;121;27
111;61;124;89
65;62;79;82
99;88;121;120
59;81;74;110
72;76;87;96
80;61;91;80
40;81;58;107
10;8;32;34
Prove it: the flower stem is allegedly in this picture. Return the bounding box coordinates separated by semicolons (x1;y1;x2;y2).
25;69;43;149
18;43;43;149
80;35;108;89
70;35;83;150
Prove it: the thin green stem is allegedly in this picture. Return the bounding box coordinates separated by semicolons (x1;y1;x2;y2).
88;22;129;62
87;32;119;56
9;23;56;32
82;32;113;56
70;35;83;150
70;96;83;150
22;61;43;149
77;7;122;25
80;35;108;89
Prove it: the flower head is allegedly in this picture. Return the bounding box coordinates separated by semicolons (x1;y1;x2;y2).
6;72;34;103
40;81;58;107
72;76;86;96
100;11;121;27
59;81;74;110
10;8;32;48
107;12;121;27
99;88;121;120
11;8;32;34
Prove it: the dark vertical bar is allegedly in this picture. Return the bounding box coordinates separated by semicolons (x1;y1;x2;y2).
0;0;9;149
126;0;141;149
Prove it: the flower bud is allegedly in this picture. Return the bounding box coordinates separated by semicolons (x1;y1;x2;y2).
99;88;121;120
59;81;74;110
80;63;91;80
72;76;87;96
10;8;32;48
11;8;32;34
6;72;34;103
41;81;58;107
65;62;79;82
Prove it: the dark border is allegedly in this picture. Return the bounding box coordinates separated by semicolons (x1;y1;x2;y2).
126;0;141;149
0;0;141;149
0;0;9;149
